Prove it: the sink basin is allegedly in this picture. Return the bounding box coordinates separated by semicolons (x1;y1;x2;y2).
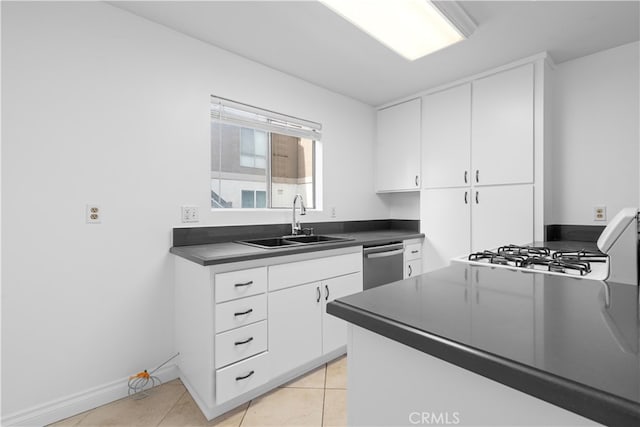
237;235;352;249
284;235;348;244
237;238;301;248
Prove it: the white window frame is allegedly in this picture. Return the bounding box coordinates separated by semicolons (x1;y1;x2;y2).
211;96;323;211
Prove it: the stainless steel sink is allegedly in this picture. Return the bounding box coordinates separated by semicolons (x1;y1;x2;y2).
237;235;352;249
284;235;348;244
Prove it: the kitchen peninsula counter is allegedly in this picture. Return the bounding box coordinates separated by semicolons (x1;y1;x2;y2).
327;263;640;426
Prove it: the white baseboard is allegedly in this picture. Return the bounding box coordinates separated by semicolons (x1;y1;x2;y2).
1;364;179;427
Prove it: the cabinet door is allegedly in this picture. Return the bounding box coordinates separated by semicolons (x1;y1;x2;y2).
422;84;471;189
405;259;422;279
268;282;322;379
322;273;363;355
471;184;533;252
421;188;471;272
376;98;421;192
471;64;534;186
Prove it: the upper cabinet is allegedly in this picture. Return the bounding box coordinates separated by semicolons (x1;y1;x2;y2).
471;64;534;186
422;64;534;189
375;98;421;192
422;84;471;189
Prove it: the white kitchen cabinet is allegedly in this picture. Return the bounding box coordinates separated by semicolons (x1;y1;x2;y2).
321;273;362;355
421;188;471;272
471;64;534;186
471;184;533;252
375;98;421;192
422;83;471;189
268;282;323;380
403;239;423;279
174;246;362;421
421;184;533;271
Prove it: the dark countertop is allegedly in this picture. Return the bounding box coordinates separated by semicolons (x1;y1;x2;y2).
170;230;424;266
327;262;640;426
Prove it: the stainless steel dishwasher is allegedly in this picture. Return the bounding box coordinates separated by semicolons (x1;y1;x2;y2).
363;242;404;290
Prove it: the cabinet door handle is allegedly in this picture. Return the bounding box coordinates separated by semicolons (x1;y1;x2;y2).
415;175;419;187
325;284;329;301
475;191;479;204
234;308;253;317
411;250;419;254
316;286;321;303
234;280;253;288
464;191;468;204
464;170;468;184
475;170;479;183
235;370;255;381
234;337;254;346
408;265;413;277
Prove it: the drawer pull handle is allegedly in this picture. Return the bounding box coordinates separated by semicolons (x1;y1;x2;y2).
234;308;253;317
325;284;329;301
235;370;255;381
235;281;253;287
234;337;254;346
411;250;419;254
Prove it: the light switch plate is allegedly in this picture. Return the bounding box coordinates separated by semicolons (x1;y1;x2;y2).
181;205;199;223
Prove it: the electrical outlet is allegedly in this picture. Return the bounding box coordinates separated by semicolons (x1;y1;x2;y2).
86;204;101;224
331;207;336;218
181;205;200;223
594;206;607;221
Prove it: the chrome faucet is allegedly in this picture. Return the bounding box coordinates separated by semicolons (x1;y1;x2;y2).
292;194;307;235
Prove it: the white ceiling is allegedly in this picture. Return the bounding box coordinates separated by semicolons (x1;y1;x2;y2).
110;1;640;106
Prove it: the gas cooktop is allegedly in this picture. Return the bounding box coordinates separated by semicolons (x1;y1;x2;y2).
456;244;610;280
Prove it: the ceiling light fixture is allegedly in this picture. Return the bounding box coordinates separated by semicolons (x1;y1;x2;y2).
319;0;476;61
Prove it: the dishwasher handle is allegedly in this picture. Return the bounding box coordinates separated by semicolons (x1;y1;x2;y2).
365;248;404;259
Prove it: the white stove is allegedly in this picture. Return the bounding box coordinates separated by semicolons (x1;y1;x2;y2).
454;207;639;284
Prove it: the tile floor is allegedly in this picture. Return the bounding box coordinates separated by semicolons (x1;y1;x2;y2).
50;355;347;427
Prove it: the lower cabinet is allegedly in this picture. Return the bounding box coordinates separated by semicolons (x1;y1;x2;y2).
322;273;363;354
268;282;323;379
174;247;363;420
268;272;362;379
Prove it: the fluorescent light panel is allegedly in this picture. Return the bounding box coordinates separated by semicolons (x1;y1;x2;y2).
320;0;465;61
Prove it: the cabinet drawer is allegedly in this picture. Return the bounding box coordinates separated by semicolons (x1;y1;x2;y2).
215;294;267;334
405;243;422;261
269;252;362;292
215;320;267;368
215;267;267;303
216;351;269;405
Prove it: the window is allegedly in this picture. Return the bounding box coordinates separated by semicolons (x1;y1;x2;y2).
211;97;322;210
241;190;267;208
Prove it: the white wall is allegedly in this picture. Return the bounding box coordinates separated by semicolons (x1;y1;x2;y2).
550;41;639;225
1;1;387;422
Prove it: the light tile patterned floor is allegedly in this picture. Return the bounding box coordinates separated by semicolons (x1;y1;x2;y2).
50;356;347;427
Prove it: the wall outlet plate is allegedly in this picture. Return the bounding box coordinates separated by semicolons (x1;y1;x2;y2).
86;204;101;224
594;206;607;221
181;205;200;223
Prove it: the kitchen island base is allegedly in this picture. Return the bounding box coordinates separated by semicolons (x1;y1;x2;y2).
347;325;600;426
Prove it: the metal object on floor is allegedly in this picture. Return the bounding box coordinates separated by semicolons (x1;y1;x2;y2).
127;353;179;399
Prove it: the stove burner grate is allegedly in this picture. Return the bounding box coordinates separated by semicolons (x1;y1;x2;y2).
498;245;551;257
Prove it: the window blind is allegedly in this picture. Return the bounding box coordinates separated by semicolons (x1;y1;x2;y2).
211;96;322;141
